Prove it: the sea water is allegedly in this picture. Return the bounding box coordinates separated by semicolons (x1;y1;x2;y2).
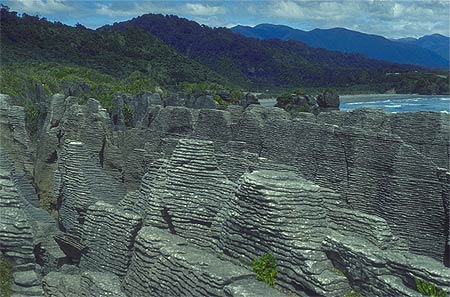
340;96;450;113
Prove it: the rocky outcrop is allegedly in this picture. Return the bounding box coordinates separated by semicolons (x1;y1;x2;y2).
224;106;447;263
121;138;235;247
240;92;260;108
0;94;35;178
123;227;286;297
79;202;142;277
316;89;340;111
214;170;351;296
58;141;126;232
43;269;126;297
274;92;316;113
323;233;450;296
1;92;449;297
317;109;450;170
0;153;43;296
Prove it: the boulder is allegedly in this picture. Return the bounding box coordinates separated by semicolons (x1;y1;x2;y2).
316;89;340;109
217;89;232;102
240;93;259;108
190;94;219;109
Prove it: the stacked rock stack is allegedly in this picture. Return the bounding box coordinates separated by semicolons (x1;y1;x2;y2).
79;202;142;277
58;141;95;232
123;227;287;297
160;139;235;247
214;170;350;296
0;152;43;296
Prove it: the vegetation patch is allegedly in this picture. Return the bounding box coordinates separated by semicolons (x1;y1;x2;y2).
0;256;13;297
251;252;277;287
344;289;361;297
123;103;134;125
415;278;448;297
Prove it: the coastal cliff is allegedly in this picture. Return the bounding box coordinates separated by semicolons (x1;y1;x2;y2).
0;92;449;296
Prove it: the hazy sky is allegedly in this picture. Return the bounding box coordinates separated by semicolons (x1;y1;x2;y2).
3;0;450;38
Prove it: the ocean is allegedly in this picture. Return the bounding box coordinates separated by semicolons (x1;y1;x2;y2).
340;96;450;113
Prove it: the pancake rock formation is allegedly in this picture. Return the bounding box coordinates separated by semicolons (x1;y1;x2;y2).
0;92;449;297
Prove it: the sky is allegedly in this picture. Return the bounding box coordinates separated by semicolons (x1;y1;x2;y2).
2;0;449;39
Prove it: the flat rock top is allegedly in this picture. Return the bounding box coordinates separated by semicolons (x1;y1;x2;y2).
242;170;321;192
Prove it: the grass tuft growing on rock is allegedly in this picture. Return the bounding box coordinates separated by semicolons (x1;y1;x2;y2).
415;278;448;297
0;256;13;297
251;252;277;287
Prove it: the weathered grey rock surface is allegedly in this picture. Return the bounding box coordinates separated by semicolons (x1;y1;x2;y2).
1;93;449;297
123;227;286;297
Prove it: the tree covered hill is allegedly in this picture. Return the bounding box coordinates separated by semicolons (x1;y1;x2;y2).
101;13;424;89
395;34;450;62
1;7;448;95
231;24;449;69
0;7;227;86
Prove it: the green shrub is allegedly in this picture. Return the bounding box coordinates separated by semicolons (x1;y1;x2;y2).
293;88;306;95
415;278;448;297
230;89;243;103
344;290;360;297
123;104;134;125
297;104;310;113
0;256;13;297
331;267;345;277
24;102;40;139
251;252;277;287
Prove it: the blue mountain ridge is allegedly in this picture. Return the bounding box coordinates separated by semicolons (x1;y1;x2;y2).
232;24;449;69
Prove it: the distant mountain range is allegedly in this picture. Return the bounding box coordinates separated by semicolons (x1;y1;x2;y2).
394;34;449;61
101;14;422;90
1;7;448;95
232;24;449;69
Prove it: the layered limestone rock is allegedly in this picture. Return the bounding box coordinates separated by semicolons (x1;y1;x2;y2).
123;227;287;297
240;108;449;263
59;141;126;232
161;139;235;246
215;141;258;182
43;269;126;297
317;109;450;169
112;104;448;263
323;233;450;297
121;138;235;247
0;94;35;178
79;202;142;277
34;95;123;216
0;153;43;296
192;109;233;145
214;170;350;296
118;158;169;228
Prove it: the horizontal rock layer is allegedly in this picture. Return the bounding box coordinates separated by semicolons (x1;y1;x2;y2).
0;151;43;296
79;202;142;277
123;227;286;297
214;170;350;296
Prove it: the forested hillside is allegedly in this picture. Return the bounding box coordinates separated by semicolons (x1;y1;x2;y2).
1;7;448;96
0;7;226;86
232;24;449;68
102;14;425;90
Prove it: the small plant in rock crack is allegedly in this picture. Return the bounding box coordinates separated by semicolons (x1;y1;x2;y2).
415;278;448;297
251;252;277;287
0;256;13;297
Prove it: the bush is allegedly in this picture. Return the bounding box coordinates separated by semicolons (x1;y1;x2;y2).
123;103;134;125
251;252;277;287
0;256;13;297
344;290;360;297
415;278;448;297
297;104;310;113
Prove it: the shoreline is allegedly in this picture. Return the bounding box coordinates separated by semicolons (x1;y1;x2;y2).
340;94;449;103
